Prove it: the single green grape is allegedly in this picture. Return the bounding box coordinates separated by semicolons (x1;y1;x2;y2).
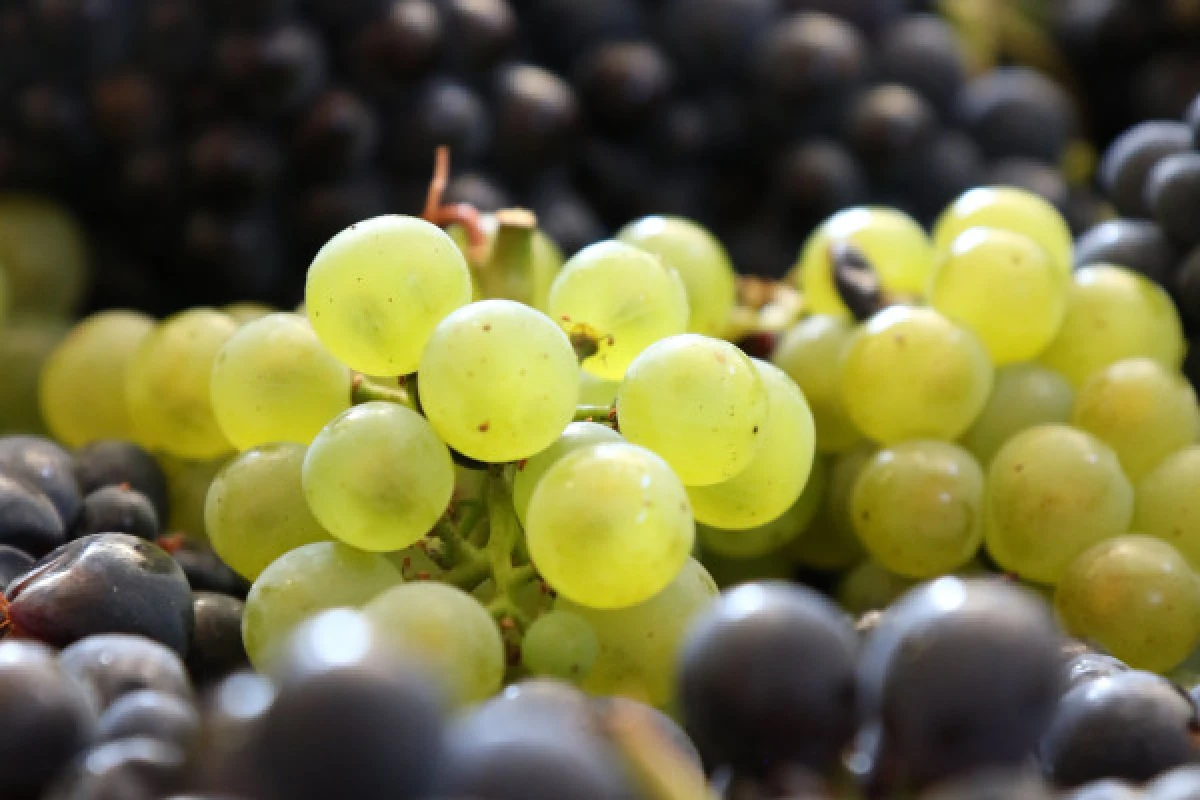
851;441;985;579
0;194;88;317
1134;446;1200;570
526;442;695;610
512;421;622;527
305;215;472;375
788;449;871;571
578;367;619;407
521;610;599;683
419;299;578;463
985;425;1134;585
1038;265;1185;386
687;360;815;530
0;319;68;435
223;303;275;325
40;311;154;447
303;402;455;552
1056;535;1200;674
160;454;227;543
618;334;768;486
771;315;862;453
205;443;332;581
794;207;934;317
1071;357;1199;482
210;313;352;451
928;227;1067;365
556;556;718;709
960;364;1075;466
243;541;402;669
449;215;564;310
698;453;827;559
836;560;916;615
364;581;505;705
546;240;689;381
932;186;1073;276
125;309;238;459
838;306;994;445
617;215;737;338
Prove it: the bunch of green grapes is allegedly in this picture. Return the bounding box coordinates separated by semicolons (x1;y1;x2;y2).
932;186;1073;276
771;315;862;453
546;240;688;380
1134;446;1200;570
205;442;332;580
303;402;455;552
419;299;579;463
210;313;352;451
511;421;622;527
618;334;768;486
961;364;1075;465
305;215;473;375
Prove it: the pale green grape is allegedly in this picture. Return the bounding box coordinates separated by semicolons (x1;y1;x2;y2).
837;560;916;615
0;194;88;317
556;556;718;709
512;421;622;527
617;215;736;337
0;318;67;435
449;215;564;310
851;441;985;578
243;541;402;669
521;610;599;683
794;207;934;317
788;449;871;571
1134;446;1200;570
929;227;1067;365
126;309;238;459
578;368;619;407
618;334;768;486
364;581;504;705
985;425;1134;585
771;315;862;453
418;299;578;463
1056;535;1200;674
224;303;275;325
546;240;688;381
1071;357;1200;482
211;313;352;451
160;454;227;543
205;443;332;580
303;402;455;552
838;306;993;445
961;364;1075;465
526;442;694;610
687;360;815;529
1039;265;1185;386
932;186;1073;276
305;215;472;375
699;453;826;559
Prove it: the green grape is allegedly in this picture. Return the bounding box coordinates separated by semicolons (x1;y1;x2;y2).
223;303;275;325
160;454;227;542
928;227;1067;365
687;360;815;529
303;402;455;552
305;215;472;376
546;240;689;381
243;541;402;669
40;311;155;448
578;368;619;407
618;334;768;486
1056;535;1200;674
794;207;934;317
699;452;826;559
210;313;353;451
419;299;579;463
526;442;694;610
205;443;332;581
1038;265;1185;386
961;364;1075;465
449;215;564;310
985;425;1134;585
838;306;994;445
556;556;717;709
851;441;985;578
932;186;1073;276
364;581;504;705
698;547;794;589
0;318;67;435
521;610;599;683
617;215;737;338
836;560;916;615
1134;446;1200;570
1071;357;1200;482
771;315;862;453
512;421;622;527
788;449;871;571
0;194;88;317
125;309;238;459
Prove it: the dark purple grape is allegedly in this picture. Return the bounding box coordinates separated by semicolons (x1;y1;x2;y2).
59;634;192;710
989;158;1072;215
531;183;605;257
526;0;643;72
187;126;281;212
289;175;391;260
384;79;490;176
32;0;137;77
0;472;67;557
1099;120;1192;219
1146;765;1200;800
186;592;249;687
180;210;287;305
441;0;517;73
875;13;966;119
1063;653;1130;691
141;0;210;83
171;541;250;599
898;130;986;225
1133;51;1200;123
206;0;295;30
781;0;905;38
97;689;200;747
659;0;777;85
0;437;81;528
1062;780;1144;800
291;89;379;180
88;73;167;152
443;172;512;212
0;545;35;592
215;24;326;119
769;140;866;229
959;67;1075;164
574;41;673;135
846;84;937;180
1074;218;1179;285
1188;91;1200;149
346;0;442;95
74;486;160;542
1146;152;1200;249
72;441;169;527
1176;245;1200;327
492;64;578;175
49;737;186;800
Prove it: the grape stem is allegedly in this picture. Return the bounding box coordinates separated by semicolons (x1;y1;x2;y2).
350;373;416;410
476;209;539;307
483;467;533;630
421;146;489;264
573;404;618;427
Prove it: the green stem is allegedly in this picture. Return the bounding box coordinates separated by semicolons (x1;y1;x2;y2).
484;467;535;630
441;559;491;592
477;209;538;306
573;404;615;424
351;374;416;410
